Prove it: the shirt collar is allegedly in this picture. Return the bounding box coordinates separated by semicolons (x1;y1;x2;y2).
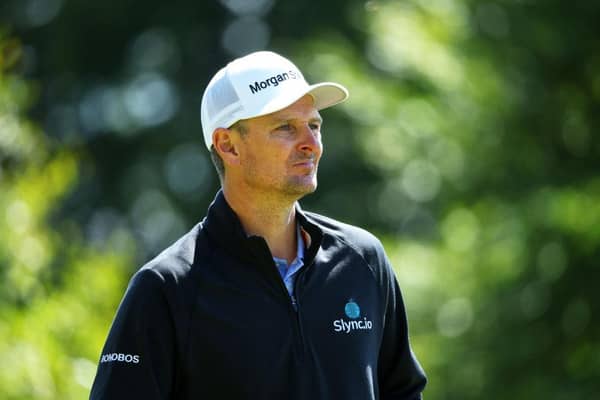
295;223;305;262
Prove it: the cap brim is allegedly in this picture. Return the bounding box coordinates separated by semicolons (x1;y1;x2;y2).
307;82;349;110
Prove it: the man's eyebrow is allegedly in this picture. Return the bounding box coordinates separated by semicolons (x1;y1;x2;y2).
270;114;322;123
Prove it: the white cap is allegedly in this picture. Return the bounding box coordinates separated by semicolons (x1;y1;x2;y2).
200;51;349;149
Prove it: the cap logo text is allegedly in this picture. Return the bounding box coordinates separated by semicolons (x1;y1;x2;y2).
249;70;298;94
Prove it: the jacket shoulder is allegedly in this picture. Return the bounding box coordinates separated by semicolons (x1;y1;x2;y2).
133;222;207;293
303;211;387;265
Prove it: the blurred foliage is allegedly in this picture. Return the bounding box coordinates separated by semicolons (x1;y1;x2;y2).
1;0;599;398
0;33;132;398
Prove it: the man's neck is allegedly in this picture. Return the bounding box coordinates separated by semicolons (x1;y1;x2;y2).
223;186;299;264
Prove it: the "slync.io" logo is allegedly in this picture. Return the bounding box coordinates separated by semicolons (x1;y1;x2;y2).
333;299;373;334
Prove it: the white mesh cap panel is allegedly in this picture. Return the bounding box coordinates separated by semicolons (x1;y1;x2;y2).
201;67;244;148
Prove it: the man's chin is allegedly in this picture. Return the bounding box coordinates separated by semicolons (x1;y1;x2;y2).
283;179;318;197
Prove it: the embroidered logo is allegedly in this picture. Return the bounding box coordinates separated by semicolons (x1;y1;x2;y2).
248;70;299;94
333;299;373;334
100;353;140;364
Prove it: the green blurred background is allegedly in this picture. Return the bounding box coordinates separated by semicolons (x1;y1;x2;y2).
1;0;599;398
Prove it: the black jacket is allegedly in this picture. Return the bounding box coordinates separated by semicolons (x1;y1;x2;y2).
90;191;426;399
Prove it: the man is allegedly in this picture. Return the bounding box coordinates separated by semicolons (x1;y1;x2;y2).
90;51;426;399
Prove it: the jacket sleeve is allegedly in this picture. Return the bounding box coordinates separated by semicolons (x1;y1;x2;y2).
377;253;427;400
90;268;176;399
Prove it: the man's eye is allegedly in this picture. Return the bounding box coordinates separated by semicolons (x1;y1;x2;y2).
309;123;321;131
276;124;293;131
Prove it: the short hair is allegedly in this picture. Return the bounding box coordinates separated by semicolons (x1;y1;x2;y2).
209;120;248;183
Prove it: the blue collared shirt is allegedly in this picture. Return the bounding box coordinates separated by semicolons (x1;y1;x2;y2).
272;225;305;299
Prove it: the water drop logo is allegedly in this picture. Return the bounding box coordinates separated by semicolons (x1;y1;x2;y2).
345;300;360;319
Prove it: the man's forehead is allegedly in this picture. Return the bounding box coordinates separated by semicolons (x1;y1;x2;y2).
269;110;322;123
264;96;321;121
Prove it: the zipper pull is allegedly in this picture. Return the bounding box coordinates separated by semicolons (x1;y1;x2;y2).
291;295;298;311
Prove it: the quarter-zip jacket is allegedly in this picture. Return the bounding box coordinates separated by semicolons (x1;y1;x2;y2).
90;190;427;399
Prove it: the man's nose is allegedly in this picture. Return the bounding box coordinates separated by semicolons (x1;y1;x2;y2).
298;124;321;154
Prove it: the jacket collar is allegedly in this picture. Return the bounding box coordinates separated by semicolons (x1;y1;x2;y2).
203;190;323;267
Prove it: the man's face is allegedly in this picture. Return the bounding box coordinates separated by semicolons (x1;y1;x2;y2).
235;94;323;198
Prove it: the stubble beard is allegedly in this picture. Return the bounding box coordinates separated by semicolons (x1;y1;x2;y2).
282;172;318;198
242;151;320;200
242;164;319;202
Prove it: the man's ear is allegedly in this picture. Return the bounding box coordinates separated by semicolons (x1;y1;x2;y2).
212;127;240;166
